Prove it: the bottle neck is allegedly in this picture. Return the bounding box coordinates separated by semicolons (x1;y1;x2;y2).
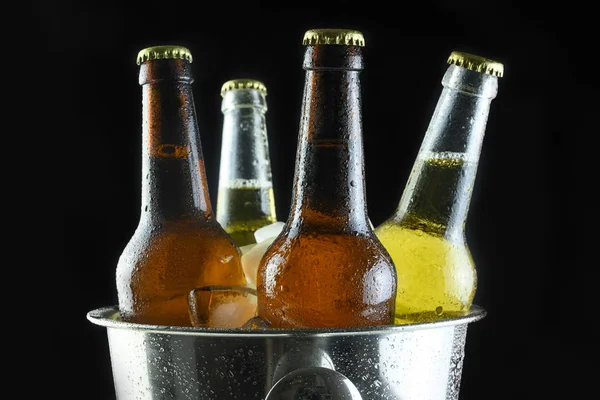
139;59;213;223
288;45;370;232
392;65;498;238
216;89;276;223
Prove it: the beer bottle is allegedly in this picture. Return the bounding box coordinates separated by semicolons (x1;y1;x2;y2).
256;29;397;328
374;51;504;323
116;45;246;327
216;79;277;247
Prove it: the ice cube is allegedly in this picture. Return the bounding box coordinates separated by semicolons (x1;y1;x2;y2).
242;316;272;329
241;236;277;289
239;243;257;255
188;285;257;328
254;221;285;243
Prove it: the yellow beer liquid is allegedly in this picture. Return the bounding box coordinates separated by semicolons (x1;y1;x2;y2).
217;180;277;246
375;223;476;323
375;152;477;323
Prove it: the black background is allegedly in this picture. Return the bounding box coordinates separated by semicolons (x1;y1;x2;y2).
52;1;595;399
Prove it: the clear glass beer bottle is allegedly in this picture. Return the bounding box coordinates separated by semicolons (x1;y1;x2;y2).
256;29;397;328
216;79;277;247
116;45;246;327
374;51;504;323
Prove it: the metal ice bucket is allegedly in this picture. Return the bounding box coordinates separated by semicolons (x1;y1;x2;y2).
87;306;485;400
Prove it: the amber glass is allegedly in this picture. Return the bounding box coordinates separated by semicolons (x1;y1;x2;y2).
116;48;246;327
256;34;397;328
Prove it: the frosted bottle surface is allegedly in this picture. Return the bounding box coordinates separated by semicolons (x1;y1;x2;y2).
256;29;397;329
375;51;504;323
116;45;246;327
216;79;277;247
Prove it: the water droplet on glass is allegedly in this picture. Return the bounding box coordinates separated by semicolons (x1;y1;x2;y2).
221;255;234;263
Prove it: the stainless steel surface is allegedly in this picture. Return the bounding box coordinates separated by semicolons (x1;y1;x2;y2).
87;305;485;400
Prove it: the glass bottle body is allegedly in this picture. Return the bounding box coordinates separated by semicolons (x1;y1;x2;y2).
116;58;246;327
257;44;397;328
375;64;499;322
216;88;277;246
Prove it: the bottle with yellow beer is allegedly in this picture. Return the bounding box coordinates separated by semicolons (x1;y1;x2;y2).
116;45;246;327
256;29;397;329
374;51;504;323
216;79;277;247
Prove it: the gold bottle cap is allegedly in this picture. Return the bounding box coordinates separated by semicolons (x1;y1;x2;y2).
447;51;504;77
302;29;365;46
136;45;193;65
220;79;267;97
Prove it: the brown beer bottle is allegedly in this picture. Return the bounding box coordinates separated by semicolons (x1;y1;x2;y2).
256;29;397;328
116;45;246;327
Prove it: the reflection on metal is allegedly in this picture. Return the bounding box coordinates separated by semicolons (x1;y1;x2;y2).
266;367;362;400
271;344;335;385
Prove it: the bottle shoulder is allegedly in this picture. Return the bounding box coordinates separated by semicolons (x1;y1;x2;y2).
375;219;470;252
118;219;241;262
260;229;394;269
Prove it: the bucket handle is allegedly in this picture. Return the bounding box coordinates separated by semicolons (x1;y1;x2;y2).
265;366;363;400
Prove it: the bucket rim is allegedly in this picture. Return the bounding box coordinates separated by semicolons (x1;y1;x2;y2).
87;305;486;337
